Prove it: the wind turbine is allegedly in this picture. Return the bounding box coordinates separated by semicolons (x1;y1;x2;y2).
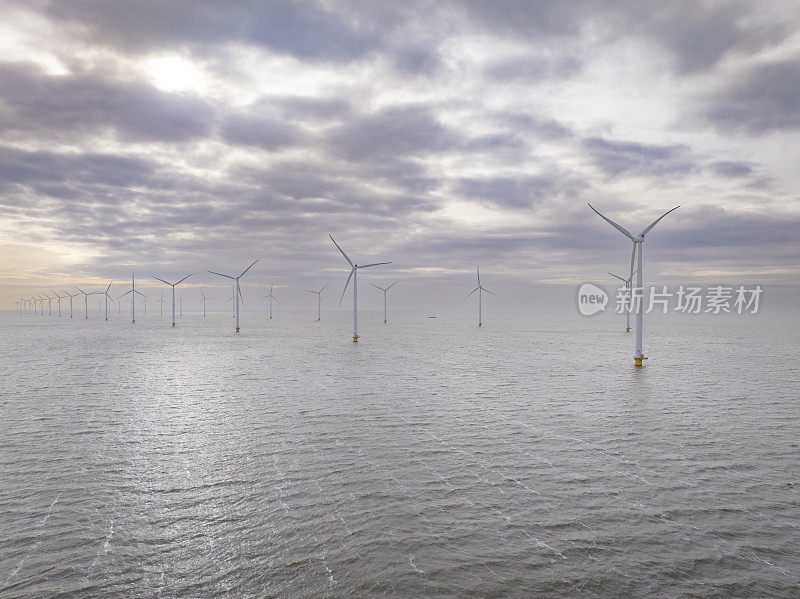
118;273;148;323
157;291;165;316
41;293;53;316
465;267;493;327
588;203;680;366
53;291;66;317
608;269;637;332
75;287;99;319
371;281;398;324
198;290;212;317
61;289;79;318
261;283;279;320
99;280;113;321
208;260;258;333
152;274;191;327
305;283;328;321
330;235;392;342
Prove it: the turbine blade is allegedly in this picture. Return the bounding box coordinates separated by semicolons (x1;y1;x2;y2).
239;259;259;278
152;275;172;286
118;290;132;298
237;280;245;306
339;268;354;305
358;261;392;268
588;203;636;240
329;234;354;266
386;281;397;290
175;274;192;285
320;283;328;293
482;287;495;295
370;283;383;290
465;286;479;299
629;243;637;281
477;266;481;286
629;267;637;282
208;270;235;280
106;280;113;292
607;272;628;283
639;205;680;237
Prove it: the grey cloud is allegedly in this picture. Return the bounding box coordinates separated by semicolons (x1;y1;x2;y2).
484;55;582;82
710;161;753;178
455;174;587;209
490;113;574;140
0;62;214;143
219;114;305;150
584;137;697;178
700;59;800;135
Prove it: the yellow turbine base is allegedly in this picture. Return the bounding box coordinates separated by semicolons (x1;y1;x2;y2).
353;335;359;342
172;323;175;327
132;320;135;324
626;327;630;332
478;322;482;327
634;356;647;366
236;327;240;332
384;320;387;324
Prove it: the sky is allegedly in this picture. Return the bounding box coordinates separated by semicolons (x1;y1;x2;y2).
1;1;799;313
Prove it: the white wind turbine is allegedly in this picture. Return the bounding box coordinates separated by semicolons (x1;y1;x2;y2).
199;290;212;317
101;281;113;321
118;273;148;323
261;283;279;320
588;203;680;366
465;267;493;327
371;281;398;324
157;291;165;316
209;260;258;333
152;274;191;327
40;293;53;316
305;283;328;321
330;234;392;342
75;287;99;319
61;289;79;318
608;269;637;332
53;291;65;317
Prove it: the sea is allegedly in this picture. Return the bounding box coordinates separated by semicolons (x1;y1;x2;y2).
1;307;798;598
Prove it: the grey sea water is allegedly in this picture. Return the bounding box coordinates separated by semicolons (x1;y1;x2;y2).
1;308;798;598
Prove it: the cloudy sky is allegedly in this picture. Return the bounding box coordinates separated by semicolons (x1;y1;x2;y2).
2;1;799;311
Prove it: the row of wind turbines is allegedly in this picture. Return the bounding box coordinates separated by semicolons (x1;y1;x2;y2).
13;206;678;365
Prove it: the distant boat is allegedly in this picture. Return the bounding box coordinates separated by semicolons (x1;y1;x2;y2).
428;316;437;319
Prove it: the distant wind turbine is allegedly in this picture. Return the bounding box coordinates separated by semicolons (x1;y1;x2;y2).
330;234;392;342
371;281;398;324
152;274;191;327
199;290;212;317
588;203;679;366
465;267;493;327
608;269;637;332
75;287;99;319
209;260;258;333
101;280;113;321
61;289;79;318
118;273;148;324
157;291;165;316
261;283;279;319
305;283;328;321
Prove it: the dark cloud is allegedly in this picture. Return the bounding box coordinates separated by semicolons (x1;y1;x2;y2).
700;59;800;135
584;137;697;178
0;62;214;143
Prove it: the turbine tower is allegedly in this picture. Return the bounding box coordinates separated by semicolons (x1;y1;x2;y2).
608;269;637;332
370;281;398;324
588;203;679;366
465;267;493;327
305;283;328;321
330;234;392;342
157;291;165;316
152;274;191;327
209;260;258;333
261;283;279;320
